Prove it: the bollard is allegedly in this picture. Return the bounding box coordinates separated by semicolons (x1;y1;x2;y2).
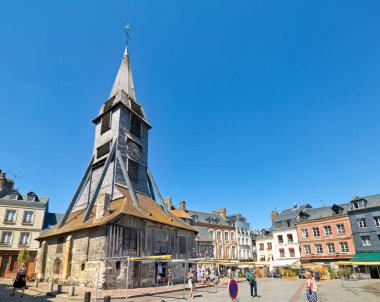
57;284;63;293
69;286;75;296
104;295;111;302
34;280;39;288
84;291;91;302
49;283;54;292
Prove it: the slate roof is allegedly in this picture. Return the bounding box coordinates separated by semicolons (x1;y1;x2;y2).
256;228;273;239
195;227;214;242
186;209;232;226
42;213;64;231
0;193;48;203
37;186;196;239
274;204;312;223
350;194;380;209
301;203;352;220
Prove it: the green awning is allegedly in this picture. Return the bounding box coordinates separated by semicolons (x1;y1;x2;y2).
350;252;380;262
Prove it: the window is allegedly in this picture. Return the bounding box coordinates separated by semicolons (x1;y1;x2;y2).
315;244;323;254
192;215;198;222
0;231;12;245
287;234;293;243
218;246;223;258
224;232;229;240
304;245;311;255
324;226;332;236
278;235;283;243
340;242;349;253
27;195;35;201
279;248;285;257
260;255;265;261
337;224;345;235
231;232;235;240
286;220;291;228
56;237;65;253
361;236;371;247
327;243;335;253
267;242;272;250
232;246;236;258
4;210;16;223
179;236;187;254
130;113;142;137
217;231;221;240
9;255;18;272
123;228;137;251
358;218;367;229
19;232;30;246
276;222;282;228
226;246;230;258
101;111;112;134
22;211;34;224
301;228;309;238
259;243;264;251
127;158;139;181
289;248;295;257
312;227;320;237
97;140;111;158
209;230;214;238
353;200;365;209
374;216;380;227
54;259;61;274
10;193;19;200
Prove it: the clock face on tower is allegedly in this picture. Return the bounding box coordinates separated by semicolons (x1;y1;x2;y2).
127;140;141;161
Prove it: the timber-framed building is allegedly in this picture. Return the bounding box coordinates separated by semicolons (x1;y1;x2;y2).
36;36;197;288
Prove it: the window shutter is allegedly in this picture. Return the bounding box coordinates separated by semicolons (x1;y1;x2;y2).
128;158;139;181
130;113;142;137
97;140;112;158
101;112;111;134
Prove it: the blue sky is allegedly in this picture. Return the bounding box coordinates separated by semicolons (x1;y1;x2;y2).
1;1;380;229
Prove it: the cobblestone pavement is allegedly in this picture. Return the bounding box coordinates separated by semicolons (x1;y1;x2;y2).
1;278;380;301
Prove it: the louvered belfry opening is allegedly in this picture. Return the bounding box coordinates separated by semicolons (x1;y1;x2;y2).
101;111;111;134
97;140;112;158
131;100;143;117
128;158;139;181
130;113;142;137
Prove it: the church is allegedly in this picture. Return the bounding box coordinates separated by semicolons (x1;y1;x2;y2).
36;34;197;288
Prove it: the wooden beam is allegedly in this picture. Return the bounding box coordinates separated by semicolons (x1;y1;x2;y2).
83;140;117;223
116;150;139;208
59;156;94;228
147;168;171;216
147;175;156;201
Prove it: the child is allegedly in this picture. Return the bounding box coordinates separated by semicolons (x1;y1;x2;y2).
168;269;173;286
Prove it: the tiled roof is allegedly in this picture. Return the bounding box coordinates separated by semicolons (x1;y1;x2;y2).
170;209;192;220
37;186;196;239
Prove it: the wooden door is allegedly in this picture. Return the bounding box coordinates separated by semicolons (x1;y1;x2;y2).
133;262;140;288
0;255;9;277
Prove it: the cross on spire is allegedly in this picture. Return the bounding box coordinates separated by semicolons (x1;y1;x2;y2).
124;24;130;46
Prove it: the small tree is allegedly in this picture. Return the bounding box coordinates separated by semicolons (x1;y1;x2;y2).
17;248;30;265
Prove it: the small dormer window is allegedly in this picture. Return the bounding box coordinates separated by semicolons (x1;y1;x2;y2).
27;195;35;202
353;200;365;209
10;194;18;200
192;215;198;222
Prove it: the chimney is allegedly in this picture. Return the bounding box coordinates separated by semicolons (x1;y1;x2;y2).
95;193;111;220
220;207;227;219
271;211;279;223
180;200;186;211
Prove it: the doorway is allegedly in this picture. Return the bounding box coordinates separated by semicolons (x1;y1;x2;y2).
0;255;10;277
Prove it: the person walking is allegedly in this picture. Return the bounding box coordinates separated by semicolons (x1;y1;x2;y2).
11;263;27;297
305;272;318;302
314;271;320;286
246;269;257;297
167;269;173;286
187;267;195;299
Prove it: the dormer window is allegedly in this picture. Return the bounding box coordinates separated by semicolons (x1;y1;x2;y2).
353;200;365;209
192;215;198;222
10;194;18;200
27;195;35;202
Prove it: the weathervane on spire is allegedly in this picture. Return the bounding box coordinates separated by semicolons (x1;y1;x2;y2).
124;24;130;45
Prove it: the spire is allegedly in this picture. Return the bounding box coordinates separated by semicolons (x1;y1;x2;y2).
109;25;136;100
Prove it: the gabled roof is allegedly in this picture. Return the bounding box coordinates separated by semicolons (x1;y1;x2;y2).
37;186;196;240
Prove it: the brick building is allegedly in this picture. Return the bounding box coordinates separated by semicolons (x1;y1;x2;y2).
297;203;355;266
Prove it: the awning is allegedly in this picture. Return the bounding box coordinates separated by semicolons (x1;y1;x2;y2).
272;259;301;268
337;261;380;266
349;252;380;262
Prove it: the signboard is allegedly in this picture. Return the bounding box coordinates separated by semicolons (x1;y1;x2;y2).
228;279;238;300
